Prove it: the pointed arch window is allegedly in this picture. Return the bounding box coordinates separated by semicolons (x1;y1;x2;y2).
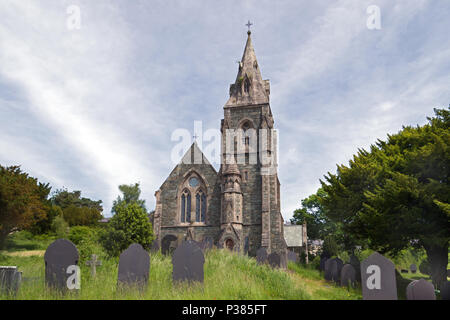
181;189;191;223
179;173;207;224
195;190;207;223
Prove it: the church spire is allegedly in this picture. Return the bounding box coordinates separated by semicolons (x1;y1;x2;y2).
225;24;270;107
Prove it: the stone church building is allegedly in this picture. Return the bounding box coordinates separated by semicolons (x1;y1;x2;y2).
153;29;287;258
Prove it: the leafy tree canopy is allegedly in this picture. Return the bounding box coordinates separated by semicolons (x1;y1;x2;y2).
0;165;50;248
320;107;450;287
112;183;146;214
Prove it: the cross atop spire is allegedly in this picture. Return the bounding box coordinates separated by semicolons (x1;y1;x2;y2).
245;20;253;34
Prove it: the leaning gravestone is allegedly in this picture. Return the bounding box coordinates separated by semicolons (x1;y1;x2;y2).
361;252;397;300
287;251;299;263
268;252;281;269
410;264;417;274
44;239;79;291
0;266;22;296
117;243;150;288
161;235;178;255
406;279;436;300
256;247;268;265
172;240;204;283
340;264;356;288
440;281;450;300
330;258;343;283
324;258;333;281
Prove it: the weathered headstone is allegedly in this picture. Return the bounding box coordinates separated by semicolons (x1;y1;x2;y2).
199;237;213;252
117;243;150;288
287;251;299;263
0;266;22;296
324;258;333;281
256;247;268;265
150;241;160;253
268;252;281;268
410;264;417;274
406;279;436;300
44;239;79;291
320;253;330;272
340;264;356;288
349;254;361;282
330;258;343;283
172;240;204;283
361;252;397;300
406;280;418;300
161;235;178;255
440;281;450;300
86;254;102;277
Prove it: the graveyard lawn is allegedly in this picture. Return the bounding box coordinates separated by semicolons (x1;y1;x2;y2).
0;249;363;300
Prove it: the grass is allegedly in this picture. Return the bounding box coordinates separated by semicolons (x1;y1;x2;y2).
0;246;365;300
0;248;316;300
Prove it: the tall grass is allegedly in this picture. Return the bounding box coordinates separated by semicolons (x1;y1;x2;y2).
0;249;313;300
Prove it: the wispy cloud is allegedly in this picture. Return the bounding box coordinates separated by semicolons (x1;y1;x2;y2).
0;1;448;220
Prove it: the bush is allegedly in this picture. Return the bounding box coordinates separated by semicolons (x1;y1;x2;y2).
68;226;96;245
51;215;69;238
99;202;154;257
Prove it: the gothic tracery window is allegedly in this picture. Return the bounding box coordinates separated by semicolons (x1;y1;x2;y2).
180;173;207;224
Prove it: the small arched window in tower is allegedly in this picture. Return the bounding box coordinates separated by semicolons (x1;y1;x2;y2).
181;189;191;223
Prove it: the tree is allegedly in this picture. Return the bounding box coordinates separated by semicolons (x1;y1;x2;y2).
112;183;146;214
0;165;50;248
291;188;334;240
320;108;450;288
62;205;103;226
99;202;154;256
50;189;103;226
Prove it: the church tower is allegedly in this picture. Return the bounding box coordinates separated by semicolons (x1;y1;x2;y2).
219;27;286;256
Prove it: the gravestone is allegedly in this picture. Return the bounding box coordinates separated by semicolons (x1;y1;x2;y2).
406;280;418;300
349;255;361;282
440;281;450;300
172;240;204;283
320;254;330;272
361;252;397;300
161;235;178;255
256;248;268;265
410;264;417;274
44;239;79;291
287;251;299;263
340;264;356;288
199;237;213;252
0;266;22;296
117;243;150;288
330;258;343;283
244;237;249;255
406;279;436;300
86;254;102;277
150;241;160;253
268;252;281;268
324;258;333;281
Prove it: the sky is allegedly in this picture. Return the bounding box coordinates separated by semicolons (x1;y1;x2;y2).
0;1;449;220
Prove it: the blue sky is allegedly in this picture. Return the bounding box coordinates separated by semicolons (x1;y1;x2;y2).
0;1;449;220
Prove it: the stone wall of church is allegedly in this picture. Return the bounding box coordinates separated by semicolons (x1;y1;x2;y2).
157;162;222;243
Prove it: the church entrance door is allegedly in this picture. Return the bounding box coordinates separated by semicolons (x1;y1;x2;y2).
225;239;234;251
